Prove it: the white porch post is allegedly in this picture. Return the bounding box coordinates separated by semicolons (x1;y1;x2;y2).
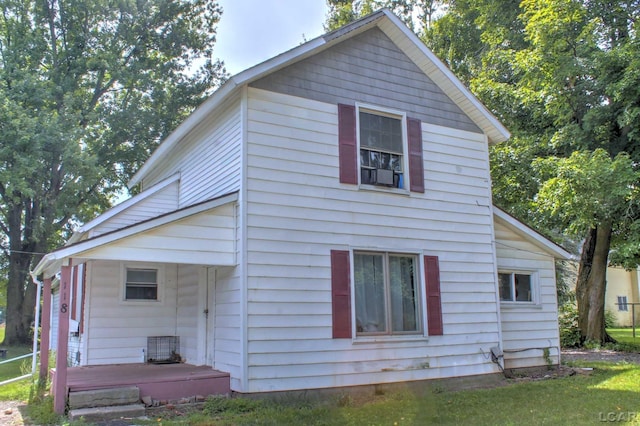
39;277;52;385
53;262;72;414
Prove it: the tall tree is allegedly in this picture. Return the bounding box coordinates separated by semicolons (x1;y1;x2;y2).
0;0;226;344
325;0;445;33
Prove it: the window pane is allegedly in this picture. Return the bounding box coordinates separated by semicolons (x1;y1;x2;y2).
126;268;158;300
498;273;512;301
360;112;403;153
618;296;628;311
126;285;158;300
514;274;532;301
127;269;157;284
389;255;418;332
354;253;387;333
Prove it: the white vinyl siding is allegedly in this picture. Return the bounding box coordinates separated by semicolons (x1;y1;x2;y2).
212;266;242;390
79;203;236;266
176;264;199;364
495;220;561;369
85;260;179;365
244;88;500;392
50;290;60;352
142;94;242;208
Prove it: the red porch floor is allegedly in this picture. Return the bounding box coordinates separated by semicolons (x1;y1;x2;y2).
65;363;230;400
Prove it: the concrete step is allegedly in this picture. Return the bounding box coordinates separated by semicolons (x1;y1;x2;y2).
68;386;140;409
68;403;146;422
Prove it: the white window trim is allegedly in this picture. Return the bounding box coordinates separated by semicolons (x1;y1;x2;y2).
120;263;165;304
349;248;427;342
355;103;410;194
498;269;540;307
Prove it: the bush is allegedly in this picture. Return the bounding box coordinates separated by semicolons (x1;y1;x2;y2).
559;303;581;348
604;310;617;329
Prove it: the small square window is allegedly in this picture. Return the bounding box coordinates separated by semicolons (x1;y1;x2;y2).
358;109;405;189
125;268;158;301
354;251;420;335
499;272;533;302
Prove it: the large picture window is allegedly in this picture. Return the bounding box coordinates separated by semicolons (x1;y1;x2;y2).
354;251;420;335
125;268;158;301
499;271;533;302
359;109;405;189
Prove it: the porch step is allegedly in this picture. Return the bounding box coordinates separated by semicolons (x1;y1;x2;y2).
68;385;140;409
68;403;146;422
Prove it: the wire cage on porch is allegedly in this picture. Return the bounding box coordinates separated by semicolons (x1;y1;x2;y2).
146;336;181;364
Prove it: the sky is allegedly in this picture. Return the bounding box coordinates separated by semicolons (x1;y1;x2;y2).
215;0;329;76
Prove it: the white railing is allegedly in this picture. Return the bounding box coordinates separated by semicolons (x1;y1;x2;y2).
0;352;38;386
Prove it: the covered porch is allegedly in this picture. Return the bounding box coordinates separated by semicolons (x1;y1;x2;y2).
32;191;240;414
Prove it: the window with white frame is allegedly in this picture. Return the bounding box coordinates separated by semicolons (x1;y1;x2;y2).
125;268;158;301
617;295;629;311
358;108;406;189
354;251;420;335
499;271;533;302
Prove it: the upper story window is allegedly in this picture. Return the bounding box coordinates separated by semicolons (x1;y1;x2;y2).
125;268;158;301
499;271;533;303
359;110;405;189
338;103;424;193
354;251;421;335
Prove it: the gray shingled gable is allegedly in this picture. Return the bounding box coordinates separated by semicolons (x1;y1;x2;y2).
250;27;481;134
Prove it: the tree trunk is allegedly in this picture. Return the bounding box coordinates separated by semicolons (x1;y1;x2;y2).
3;203;36;345
575;222;614;345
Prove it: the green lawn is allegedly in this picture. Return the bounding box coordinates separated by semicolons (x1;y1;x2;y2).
608;328;640;348
0;324;37;402
138;360;640;426
12;327;640;425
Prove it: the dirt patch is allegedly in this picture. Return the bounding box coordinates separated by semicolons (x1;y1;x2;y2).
0;400;27;426
562;348;640;364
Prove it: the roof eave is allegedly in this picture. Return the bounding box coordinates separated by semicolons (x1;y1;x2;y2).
493;207;573;260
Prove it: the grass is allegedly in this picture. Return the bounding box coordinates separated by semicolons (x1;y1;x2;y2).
608;328;640;348
13;327;640;425
137;360;640;426
0;324;37;402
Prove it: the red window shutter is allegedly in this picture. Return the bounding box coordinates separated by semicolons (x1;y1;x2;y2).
338;104;358;185
424;255;443;335
407;117;425;193
331;250;352;338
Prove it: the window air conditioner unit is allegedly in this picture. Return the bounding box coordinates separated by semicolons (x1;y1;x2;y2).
375;169;394;186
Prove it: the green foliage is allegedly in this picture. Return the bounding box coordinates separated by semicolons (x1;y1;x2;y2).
25;394;64;426
0;0;226;344
559;303;582;348
325;1;445;34
202;396;265;416
604;310;617;329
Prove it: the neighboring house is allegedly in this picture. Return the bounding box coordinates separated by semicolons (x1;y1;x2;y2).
605;266;640;327
33;9;571;413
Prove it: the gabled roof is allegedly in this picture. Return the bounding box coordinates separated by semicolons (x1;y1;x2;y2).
32;191;238;278
129;9;510;188
67;172;180;245
493;207;573;260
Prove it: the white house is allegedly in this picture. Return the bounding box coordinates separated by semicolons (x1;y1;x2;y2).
33;9;571;413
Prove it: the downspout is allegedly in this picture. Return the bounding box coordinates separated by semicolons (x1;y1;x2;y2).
30;273;42;377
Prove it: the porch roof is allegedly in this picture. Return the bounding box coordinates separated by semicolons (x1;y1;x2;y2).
33;191;238;278
493;206;573;260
